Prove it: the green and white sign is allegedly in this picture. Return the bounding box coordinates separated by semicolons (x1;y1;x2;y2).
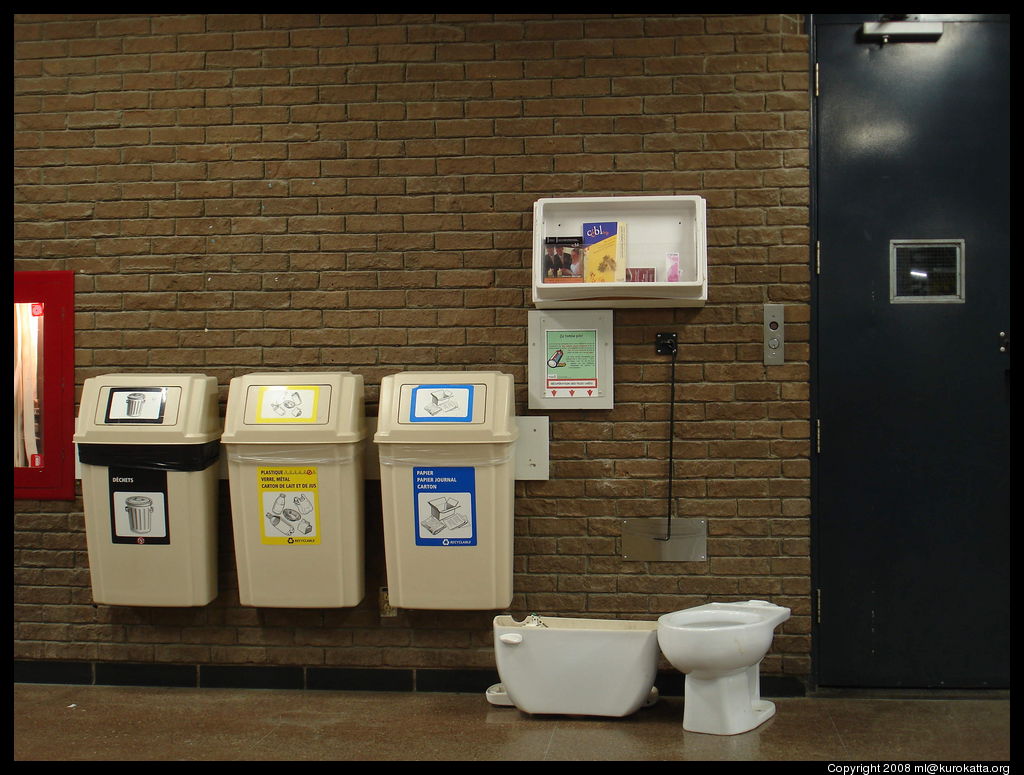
544;328;599;397
528;309;613;410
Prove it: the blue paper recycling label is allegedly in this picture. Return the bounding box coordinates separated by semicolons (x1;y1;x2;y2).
412;466;477;546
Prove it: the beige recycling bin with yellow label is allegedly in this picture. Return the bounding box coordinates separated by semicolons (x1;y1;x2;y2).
374;372;518;610
222;372;365;608
74;374;221;607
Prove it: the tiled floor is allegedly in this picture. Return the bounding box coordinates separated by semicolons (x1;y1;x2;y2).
14;683;1010;762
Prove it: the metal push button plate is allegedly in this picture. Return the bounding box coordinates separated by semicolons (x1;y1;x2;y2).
763;304;785;365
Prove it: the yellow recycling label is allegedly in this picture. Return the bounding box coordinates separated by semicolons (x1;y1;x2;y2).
257;466;321;545
254;385;321;423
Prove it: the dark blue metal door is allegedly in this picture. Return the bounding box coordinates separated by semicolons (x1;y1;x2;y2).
812;15;1010;687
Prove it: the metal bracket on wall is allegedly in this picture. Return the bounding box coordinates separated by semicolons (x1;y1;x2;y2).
620;517;707;562
379;587;398;618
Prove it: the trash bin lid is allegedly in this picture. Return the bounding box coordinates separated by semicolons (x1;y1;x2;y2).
73;373;221;446
221;372;365;445
374;371;518;444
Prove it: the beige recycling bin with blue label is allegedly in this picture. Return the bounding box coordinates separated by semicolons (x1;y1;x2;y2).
74;374;221;607
374;372;518;610
222;373;365;608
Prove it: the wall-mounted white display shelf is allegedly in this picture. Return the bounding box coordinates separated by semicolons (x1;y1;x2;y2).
532;195;707;309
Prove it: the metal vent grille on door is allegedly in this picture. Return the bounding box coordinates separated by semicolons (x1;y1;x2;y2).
890;239;965;303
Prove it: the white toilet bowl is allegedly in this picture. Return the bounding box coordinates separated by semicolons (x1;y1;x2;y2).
657;600;790;735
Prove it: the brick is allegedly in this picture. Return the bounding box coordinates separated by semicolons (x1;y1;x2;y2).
14;11;812;681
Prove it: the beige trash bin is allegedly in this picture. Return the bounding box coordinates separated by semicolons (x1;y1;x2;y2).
74;374;221;607
374;372;518;610
222;372;366;608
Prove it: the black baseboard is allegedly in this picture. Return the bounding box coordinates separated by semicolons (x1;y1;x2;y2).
307;667;415;692
95;662;197;688
14;660;806;698
760;675;808;697
13;660;93;686
14;660;502;694
200;664;305;690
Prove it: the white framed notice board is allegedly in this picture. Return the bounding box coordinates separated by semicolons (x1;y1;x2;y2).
528;309;614;410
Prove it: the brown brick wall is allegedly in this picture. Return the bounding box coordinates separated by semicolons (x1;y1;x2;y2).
14;14;811;678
